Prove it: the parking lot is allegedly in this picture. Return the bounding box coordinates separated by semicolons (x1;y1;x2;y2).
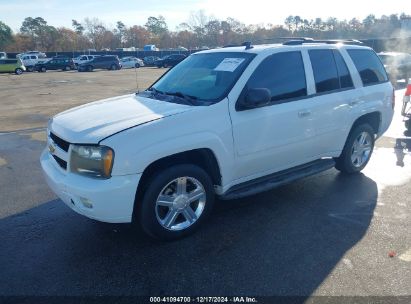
0;69;410;300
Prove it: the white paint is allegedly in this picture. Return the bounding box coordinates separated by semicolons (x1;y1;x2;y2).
399;248;411;262
342;258;354;269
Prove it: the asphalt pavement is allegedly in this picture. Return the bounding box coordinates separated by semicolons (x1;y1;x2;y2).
0;86;410;300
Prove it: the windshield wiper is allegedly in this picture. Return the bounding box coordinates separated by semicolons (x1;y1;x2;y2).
163;91;198;105
147;87;165;95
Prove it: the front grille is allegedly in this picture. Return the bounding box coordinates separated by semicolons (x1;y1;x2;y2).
50;132;70;152
52;155;67;170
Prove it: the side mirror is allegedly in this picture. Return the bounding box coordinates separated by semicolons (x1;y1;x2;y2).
238;88;271;110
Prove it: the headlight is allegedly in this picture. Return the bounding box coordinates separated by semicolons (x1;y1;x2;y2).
70;145;114;179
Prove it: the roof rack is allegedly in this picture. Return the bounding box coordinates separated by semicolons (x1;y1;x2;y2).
283;38;363;46
223;41;254;49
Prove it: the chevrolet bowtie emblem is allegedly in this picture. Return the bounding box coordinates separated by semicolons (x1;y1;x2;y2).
48;143;56;154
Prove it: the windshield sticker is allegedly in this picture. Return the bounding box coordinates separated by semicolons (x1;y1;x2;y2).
214;58;245;72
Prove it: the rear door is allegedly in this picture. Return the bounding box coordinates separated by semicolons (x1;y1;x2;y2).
305;48;355;155
229;51;318;180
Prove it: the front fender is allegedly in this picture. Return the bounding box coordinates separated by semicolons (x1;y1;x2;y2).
101;99;236;187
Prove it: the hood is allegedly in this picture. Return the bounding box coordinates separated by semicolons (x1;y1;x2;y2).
50;94;193;143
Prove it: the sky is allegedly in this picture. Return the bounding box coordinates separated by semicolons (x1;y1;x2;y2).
0;0;408;32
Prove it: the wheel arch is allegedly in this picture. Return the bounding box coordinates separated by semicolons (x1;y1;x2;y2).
133;148;222;216
350;111;381;135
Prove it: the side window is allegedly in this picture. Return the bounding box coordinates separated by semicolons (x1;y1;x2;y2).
347;49;388;86
333;50;354;89
309;49;339;93
31;56;36;59
246;51;307;103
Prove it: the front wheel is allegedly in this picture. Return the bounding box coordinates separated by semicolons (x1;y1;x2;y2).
110;64;117;70
138;164;215;240
15;68;23;75
335;124;375;174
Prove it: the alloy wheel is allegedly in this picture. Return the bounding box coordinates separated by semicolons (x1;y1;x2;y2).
155;176;206;231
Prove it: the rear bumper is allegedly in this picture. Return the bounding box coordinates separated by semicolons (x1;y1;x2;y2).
40;149;141;223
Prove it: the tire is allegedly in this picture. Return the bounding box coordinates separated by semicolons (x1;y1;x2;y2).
40;67;46;72
15;68;23;75
163;63;168;68
64;66;71;71
405;119;411;131
335;124;375;174
135;63;140;68
110;64;117;70
138;164;215;240
27;66;34;72
87;66;93;72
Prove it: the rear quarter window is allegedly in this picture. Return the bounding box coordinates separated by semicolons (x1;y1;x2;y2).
347;49;388;86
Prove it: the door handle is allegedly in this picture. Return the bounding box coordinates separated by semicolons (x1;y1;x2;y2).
298;110;312;118
349;100;360;106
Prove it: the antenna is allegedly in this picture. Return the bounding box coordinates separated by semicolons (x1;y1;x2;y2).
134;60;140;93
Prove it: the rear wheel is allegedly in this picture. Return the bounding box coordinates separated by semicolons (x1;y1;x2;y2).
87;66;93;72
64;66;71;71
138;164;215;240
27;66;34;72
335;124;375;174
15;68;23;75
40;67;46;72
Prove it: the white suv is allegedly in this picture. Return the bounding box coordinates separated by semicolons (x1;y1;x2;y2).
41;40;394;239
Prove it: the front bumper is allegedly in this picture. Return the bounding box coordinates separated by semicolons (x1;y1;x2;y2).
40;149;141;223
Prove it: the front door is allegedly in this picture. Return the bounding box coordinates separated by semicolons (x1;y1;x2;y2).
229;51;318;181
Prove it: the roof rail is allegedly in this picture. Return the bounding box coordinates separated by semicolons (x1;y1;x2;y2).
283;39;363;46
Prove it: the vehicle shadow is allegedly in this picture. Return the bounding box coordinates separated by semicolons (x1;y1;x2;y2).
0;169;378;298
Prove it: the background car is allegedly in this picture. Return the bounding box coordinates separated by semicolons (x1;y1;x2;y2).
120;56;144;69
143;56;160;66
35;57;75;72
17;51;47;59
0;58;25;75
378;52;411;80
19;54;50;72
78;55;121;72
154;54;186;68
0;52;7;59
73;55;98;68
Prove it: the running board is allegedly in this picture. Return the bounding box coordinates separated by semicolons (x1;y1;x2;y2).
220;159;335;200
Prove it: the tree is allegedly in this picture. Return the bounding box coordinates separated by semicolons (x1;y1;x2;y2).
72;20;84;35
20;17;58;51
124;25;150;47
115;21;126;47
84;17;107;50
145;16;168;36
0;21;13;49
285;16;295;32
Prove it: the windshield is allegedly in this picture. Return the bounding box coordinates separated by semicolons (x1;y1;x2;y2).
150;52;255;104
